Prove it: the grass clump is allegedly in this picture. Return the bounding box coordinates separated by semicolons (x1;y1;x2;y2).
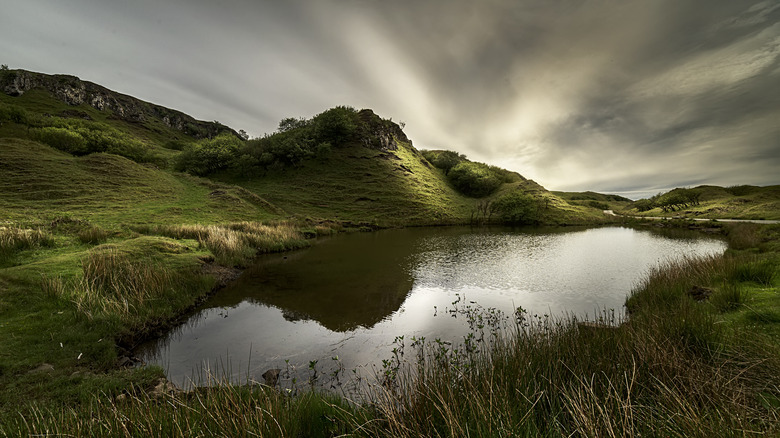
0;226;55;264
50;247;174;322
729;258;776;286
710;283;747;312
133;221;308;267
77;225;111;245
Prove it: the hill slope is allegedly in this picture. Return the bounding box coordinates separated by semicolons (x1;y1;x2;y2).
622;185;780;220
0;138;279;226
0;68;603;226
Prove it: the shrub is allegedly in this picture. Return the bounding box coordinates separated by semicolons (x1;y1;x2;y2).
491;191;541;224
422;150;466;175
632;199;655;212
447;161;502;197
31;127;88;154
312;106;357;144
0;103;28;125
175;133;243;176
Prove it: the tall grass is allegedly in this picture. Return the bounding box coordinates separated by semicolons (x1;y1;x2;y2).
3;376;368;437
48;247;173;322
0;226;55;263
361;252;780;437
77;225;111;245
729;258;776;286
132;221;309;266
725;222;763;250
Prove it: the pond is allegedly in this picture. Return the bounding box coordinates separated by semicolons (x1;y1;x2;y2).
136;226;726;389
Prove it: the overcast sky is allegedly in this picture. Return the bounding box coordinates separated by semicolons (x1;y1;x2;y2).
1;0;778;198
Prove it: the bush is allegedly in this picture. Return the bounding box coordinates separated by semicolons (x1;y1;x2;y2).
31;127;88;154
175;133;242;176
422;150;466;175
312;106;357;144
491;191;540;224
447;162;502;197
0;103;28;125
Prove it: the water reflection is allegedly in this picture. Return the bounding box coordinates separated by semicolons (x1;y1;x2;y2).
207;230;416;331
136;226;726;388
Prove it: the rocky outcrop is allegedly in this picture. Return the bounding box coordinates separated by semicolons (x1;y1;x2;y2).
1;69;236;139
357;108;412;151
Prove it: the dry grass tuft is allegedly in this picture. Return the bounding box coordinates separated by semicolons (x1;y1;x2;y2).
0;226;55;262
132;221;308;267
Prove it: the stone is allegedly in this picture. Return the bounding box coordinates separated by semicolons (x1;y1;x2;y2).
28;363;55;374
688;285;713;301
262;368;281;387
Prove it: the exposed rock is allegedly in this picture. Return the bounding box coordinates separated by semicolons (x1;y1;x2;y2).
1;69;237;139
28;363;55;374
262;368;281;387
151;378;181;397
688;285;713;301
200;260;241;287
357;109;411;151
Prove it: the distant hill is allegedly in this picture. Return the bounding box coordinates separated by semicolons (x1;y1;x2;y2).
553;191;633;212
621;185;780;220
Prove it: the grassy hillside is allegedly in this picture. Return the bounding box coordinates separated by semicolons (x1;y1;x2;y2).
0;138;279;226
622;185;780;220
217;139;474;226
553;190;633;212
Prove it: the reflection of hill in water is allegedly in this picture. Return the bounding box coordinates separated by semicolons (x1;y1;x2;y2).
206;231;420;332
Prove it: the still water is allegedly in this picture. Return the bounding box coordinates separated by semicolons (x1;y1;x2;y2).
136;226;726;388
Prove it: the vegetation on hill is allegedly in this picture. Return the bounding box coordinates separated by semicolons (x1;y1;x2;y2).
624;185;780;220
553;190;633;211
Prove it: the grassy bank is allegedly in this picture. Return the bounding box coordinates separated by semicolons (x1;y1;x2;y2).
3;223;777;437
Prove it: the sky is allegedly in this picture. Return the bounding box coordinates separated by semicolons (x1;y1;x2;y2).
1;0;778;199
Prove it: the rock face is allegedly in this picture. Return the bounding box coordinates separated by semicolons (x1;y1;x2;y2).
1;69;236;139
357;109;412;151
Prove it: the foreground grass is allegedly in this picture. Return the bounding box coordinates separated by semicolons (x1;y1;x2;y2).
2;223;778;437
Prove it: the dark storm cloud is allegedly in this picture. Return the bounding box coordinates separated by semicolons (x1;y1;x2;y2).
1;0;777;197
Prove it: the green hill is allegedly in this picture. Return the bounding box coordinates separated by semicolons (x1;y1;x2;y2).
1;69;598;227
622;185;780;220
553;190;633;212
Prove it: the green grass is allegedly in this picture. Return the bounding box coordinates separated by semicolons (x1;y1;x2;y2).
553;190;634;212
623;184;780;220
0;138;280;226
216;140;476;226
